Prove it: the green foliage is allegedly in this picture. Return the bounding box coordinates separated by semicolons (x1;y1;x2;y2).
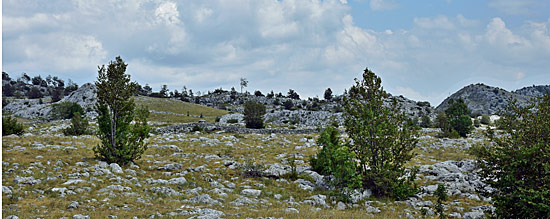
310;126;361;190
63;112;89;136
343;68;418;200
324;88;333;100
51;87;64;102
473;118;481;127
434;184;448;219
445;98;473;137
52;101;84;120
420;115;432;128
283;99;294;110
2;116;24;136
470;95;550;218
26;87;43;99
480;115;491;125
243;101;266;129
227;118;238;124
287;89;300;99
94;56;150;166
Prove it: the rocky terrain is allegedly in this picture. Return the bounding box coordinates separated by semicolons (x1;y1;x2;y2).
3;123;494;218
436;83;548;115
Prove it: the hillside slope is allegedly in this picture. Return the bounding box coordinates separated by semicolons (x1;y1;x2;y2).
436;83;547;115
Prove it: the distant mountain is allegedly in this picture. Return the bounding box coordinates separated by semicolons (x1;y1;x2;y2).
436;83;548;115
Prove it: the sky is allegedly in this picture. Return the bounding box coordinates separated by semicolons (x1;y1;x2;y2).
2;0;550;106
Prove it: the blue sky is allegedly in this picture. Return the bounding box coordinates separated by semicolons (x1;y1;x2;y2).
3;0;550;105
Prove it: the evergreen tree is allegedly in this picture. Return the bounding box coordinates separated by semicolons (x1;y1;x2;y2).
445;98;473;137
243;101;265;129
324;88;333;100
94;56;150;165
343;68;418;199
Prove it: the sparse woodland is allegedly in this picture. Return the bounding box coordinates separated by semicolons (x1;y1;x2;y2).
2;63;549;218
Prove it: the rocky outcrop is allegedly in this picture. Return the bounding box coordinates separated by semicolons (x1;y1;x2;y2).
60;83;97;110
3;83;97;120
436;83;534;115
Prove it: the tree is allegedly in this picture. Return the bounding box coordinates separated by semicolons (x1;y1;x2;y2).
254;90;264;97
324;88;333;100
471;95;550;218
283;99;294;110
445;98;473;137
94;56;150;165
63;112;89;136
343;68;418;199
287;89;300;99
51;87;64;102
243;101;265;129
160;85;169;98
434;184;448;219
26;87;43;99
240;77;248;93
420;115;432;128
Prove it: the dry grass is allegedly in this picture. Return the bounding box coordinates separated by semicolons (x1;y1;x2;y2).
134;96;228;122
2;123;490;218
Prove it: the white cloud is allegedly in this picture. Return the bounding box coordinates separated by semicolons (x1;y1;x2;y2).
155;2;180;25
4;33;107;73
370;0;399;11
194;7;213;23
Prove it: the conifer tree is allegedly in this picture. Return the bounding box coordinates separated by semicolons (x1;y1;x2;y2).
343;68;418;199
94;56;150;165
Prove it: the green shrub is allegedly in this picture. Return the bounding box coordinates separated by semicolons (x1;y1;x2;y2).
243;101;266;129
420;115;432;128
480;115;491;125
227;118;239;124
283;99;294;110
445;98;473;137
434;184;448;219
52;101;84;120
343;68;418;200
470;95;550;218
473;118;481;127
63;112;89;136
310;126;360;190
2;116;24;136
26;87;43;99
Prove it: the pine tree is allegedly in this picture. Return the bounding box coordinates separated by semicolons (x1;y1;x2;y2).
94;56;150;165
343;68;418;199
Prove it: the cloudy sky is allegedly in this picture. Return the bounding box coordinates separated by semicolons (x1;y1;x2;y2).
3;0;550;105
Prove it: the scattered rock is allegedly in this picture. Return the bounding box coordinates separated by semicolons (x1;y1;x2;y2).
110;163;124;174
284;208;300;214
241;189;262;198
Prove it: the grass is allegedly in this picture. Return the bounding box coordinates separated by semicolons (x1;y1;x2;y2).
2;122;491;218
134;96;228;124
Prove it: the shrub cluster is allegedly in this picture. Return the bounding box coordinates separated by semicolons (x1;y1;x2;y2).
2;116;24;136
63;112;89;136
51;101;84;120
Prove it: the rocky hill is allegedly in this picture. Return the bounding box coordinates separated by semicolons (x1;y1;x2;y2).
435;83;546;115
512;85;550;97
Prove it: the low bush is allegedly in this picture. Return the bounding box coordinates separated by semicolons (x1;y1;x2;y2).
63;112;89;136
227;118;239;124
310;126;360;190
51;101;84;120
2;116;24;136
